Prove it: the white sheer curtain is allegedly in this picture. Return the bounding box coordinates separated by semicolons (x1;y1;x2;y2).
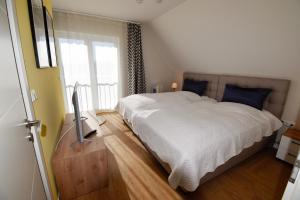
54;11;128;113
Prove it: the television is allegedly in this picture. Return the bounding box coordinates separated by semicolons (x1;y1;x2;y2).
72;82;103;143
72;82;84;143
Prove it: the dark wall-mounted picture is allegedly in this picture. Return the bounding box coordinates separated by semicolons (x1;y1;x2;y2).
43;6;57;67
27;0;50;68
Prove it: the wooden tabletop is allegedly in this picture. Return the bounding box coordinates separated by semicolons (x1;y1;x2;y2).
284;128;300;141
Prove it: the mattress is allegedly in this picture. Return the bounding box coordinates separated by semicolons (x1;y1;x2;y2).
118;91;211;124
131;100;282;191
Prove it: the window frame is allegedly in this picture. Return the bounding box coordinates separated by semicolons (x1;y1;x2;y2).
56;31;120;112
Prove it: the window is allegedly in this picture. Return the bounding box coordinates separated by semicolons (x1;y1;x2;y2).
58;36;120;112
93;41;119;110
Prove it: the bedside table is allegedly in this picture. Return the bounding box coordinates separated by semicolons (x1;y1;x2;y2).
276;128;300;164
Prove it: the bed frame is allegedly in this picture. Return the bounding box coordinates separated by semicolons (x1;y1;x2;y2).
183;72;290;118
124;72;290;190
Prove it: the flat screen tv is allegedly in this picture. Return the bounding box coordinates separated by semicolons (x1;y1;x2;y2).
72;82;98;143
72;82;84;143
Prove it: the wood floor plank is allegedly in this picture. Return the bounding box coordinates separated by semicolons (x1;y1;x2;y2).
104;135;183;200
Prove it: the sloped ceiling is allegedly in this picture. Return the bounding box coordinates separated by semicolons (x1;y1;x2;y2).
52;0;186;22
147;0;300;121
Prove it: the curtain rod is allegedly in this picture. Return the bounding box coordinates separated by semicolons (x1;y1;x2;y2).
52;8;141;25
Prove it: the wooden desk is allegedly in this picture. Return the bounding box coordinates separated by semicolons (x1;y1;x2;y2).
52;113;108;200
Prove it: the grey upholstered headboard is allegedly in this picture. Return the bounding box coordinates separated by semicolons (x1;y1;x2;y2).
183;72;290;118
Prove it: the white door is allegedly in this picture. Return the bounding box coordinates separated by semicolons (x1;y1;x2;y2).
0;0;47;199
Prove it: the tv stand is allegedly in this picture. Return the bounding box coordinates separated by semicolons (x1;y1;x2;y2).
52;112;108;200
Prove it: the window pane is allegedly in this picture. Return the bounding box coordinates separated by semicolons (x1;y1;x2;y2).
93;41;119;110
94;41;118;84
59;39;91;86
59;38;93;112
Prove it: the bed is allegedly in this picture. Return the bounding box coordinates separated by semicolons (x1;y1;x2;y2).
118;72;290;192
118;91;212;124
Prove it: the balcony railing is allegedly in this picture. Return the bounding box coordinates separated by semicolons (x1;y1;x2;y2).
65;82;118;112
97;83;118;111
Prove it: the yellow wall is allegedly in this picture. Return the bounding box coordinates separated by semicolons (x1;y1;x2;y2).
15;0;65;199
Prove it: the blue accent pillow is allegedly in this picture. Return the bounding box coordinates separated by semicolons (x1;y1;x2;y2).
182;79;208;96
222;84;272;110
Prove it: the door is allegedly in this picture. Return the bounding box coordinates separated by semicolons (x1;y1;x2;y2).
0;0;46;199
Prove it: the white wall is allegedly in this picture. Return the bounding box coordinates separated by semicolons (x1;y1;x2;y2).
142;24;178;92
146;0;300;121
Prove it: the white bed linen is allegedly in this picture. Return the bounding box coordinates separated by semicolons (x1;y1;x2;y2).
118;91;210;124
131;101;282;191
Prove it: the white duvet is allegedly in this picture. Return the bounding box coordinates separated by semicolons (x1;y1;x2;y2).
131;101;282;191
118;91;209;123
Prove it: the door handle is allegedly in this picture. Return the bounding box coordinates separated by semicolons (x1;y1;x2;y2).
18;119;42;142
19;119;41;133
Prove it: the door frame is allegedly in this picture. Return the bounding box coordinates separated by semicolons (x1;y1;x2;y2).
6;0;52;199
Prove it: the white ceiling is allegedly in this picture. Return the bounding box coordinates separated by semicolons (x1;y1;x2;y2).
52;0;186;22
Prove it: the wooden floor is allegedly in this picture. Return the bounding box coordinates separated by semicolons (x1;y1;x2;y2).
75;113;292;200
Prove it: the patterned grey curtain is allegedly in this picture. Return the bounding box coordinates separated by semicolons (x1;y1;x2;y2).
127;23;146;95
